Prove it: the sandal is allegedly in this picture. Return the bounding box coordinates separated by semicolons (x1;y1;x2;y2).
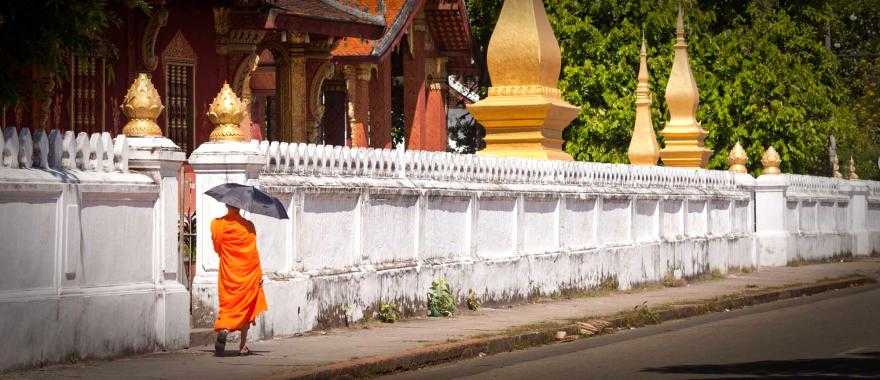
215;330;228;357
239;346;252;356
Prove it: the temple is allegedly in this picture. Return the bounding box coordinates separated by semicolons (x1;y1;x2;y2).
0;0;473;154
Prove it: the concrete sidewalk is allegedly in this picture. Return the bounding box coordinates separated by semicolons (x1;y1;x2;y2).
5;260;880;380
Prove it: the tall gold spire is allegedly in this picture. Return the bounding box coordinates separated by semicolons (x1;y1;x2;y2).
659;5;711;168
627;35;660;166
466;0;580;161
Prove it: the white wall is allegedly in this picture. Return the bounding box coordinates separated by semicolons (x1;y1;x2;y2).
0;128;187;371
191;142;757;340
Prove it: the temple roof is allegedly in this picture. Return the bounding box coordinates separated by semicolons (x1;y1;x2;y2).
229;0;386;39
274;0;384;27
332;0;473;74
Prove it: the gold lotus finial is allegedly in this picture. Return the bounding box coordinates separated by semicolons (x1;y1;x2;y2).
848;156;859;180
761;146;781;175
207;82;245;142
121;73;164;137
676;4;685;42
727;142;748;173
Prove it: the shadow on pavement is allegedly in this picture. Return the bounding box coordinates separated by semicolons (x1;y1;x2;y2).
641;351;880;379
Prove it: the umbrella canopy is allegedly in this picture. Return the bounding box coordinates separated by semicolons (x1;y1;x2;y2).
205;183;289;219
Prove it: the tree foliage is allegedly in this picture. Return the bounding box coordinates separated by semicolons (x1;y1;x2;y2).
466;0;879;178
0;1;148;106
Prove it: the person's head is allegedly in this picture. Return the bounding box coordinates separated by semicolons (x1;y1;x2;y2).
226;205;240;214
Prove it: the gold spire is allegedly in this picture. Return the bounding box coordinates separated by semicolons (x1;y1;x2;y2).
207;82;246;142
659;5;711;168
465;0;580;161
627;35;660;166
727;141;747;173
848;156;859;180
761;146;781;175
121;73;164;137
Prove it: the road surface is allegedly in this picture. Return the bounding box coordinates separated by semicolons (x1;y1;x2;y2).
384;285;880;379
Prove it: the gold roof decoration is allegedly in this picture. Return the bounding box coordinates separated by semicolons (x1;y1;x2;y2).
465;0;580;161
848;156;859;180
761;145;781;175
121;73;164;137
659;5;711;168
207;82;246;142
727;141;748;173
628;34;660;166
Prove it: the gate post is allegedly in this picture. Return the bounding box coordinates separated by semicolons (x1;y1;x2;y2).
187;141;264;327
844;181;871;256
754;174;789;266
128;136;188;349
122;73;190;349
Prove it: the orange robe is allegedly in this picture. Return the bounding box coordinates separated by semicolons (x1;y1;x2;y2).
211;213;268;331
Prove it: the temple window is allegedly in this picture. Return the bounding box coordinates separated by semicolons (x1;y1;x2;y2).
69;55;106;133
165;63;195;152
162;31;198;153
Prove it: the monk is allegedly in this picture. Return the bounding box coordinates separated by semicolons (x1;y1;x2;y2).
211;205;268;356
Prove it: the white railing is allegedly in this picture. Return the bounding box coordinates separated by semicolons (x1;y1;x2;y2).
253;141;738;191
1;127;128;172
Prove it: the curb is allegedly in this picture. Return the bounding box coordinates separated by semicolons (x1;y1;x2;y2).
273;275;875;380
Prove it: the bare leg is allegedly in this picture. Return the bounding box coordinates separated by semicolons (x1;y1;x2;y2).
239;323;250;354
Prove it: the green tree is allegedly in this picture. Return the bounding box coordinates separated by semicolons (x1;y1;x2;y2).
0;1;148;106
466;0;874;177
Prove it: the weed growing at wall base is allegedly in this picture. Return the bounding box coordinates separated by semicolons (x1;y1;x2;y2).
427;278;456;317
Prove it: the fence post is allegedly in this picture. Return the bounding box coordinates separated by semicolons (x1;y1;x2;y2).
127;136;188;349
845;181;870;256
753;174;789;266
187;141;265;327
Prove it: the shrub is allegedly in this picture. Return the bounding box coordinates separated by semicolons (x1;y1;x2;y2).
427;278;456;317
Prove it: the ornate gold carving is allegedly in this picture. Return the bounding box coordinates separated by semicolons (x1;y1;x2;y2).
309;62;335;140
291;55;307;142
761;146;781;175
425;57;448;83
627;36;660;166
162;30;197;63
465;0;579;161
848;156;859;180
213;7;231;35
232;53;259;95
659;6;711;168
121;73;164;137
142;7;169;72
207;82;245;142
286;31;309;44
727;141;748;173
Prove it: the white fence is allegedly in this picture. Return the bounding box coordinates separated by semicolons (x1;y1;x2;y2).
0;128;187;371
191;141;756;339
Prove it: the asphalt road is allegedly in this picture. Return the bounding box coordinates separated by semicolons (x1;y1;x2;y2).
383;285;880;379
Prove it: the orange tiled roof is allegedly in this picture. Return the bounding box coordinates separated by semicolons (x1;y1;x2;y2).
332;0;407;57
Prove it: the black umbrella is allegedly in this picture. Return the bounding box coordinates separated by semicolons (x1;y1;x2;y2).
205;183;289;219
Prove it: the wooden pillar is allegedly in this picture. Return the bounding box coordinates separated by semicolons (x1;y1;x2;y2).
404;17;427;150
344;64;371;148
370;60;393;148
422;57;448;151
275;34;309;143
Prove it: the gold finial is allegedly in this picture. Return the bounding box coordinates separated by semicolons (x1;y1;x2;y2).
761;146;781;175
659;5;711;168
121;73;164;137
627;34;660;166
727;141;748;173
848;156;859;180
465;0;580;161
207;82;245;142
